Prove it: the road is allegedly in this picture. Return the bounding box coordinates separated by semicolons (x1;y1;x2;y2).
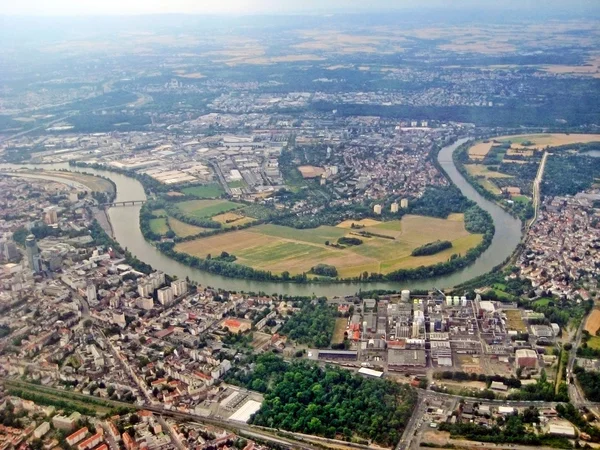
528;150;548;229
396;391;425;450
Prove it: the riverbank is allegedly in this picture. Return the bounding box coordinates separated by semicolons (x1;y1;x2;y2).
0;137;524;296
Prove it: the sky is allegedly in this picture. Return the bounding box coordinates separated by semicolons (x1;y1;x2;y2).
1;0;597;16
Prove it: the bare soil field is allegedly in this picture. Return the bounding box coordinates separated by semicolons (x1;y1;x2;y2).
505;309;527;333
585;309;600;335
297;165;325;179
212;212;255;228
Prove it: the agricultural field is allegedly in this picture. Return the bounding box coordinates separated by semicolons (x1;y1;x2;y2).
175;199;242;218
212;212;256;228
465;164;513;179
175;214;482;278
585;309;600;335
468;133;600;159
149;218;169;235
587;336;600;350
504;309;527;332
181;183;224;198
169;217;207;237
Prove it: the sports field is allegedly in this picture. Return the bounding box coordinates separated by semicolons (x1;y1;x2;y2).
175;199;242;218
175;214;483;278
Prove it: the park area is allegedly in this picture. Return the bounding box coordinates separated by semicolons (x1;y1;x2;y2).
175;214;483;278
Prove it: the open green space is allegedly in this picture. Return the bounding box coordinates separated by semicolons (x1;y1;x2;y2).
228;180;247;189
533;297;553;307
587;336;600;350
149;218;169;235
181;183;225;198
175;199;242;218
175;214;483;279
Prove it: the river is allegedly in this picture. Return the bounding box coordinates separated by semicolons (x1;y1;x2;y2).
0;137;523;296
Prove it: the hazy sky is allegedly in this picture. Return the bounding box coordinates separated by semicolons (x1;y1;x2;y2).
2;0;598;16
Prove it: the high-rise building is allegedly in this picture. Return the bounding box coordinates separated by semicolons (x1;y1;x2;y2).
400;198;409;208
25;234;41;273
86;283;97;303
391;202;399;213
373;204;382;215
171;279;188;297
157;286;174;306
44;206;58;225
0;239;19;261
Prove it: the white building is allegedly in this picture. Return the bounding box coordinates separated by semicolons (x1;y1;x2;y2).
135;297;154;310
171;279;187;297
137;282;152;298
391;202;399;213
374;204;382;215
400;198;409;208
86;283;97;303
157;286;174;306
34;422;50;439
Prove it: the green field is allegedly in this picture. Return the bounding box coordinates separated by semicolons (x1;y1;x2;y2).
149;218;169;235
513;195;530;204
228;180;247;189
587;336;600;350
533;297;553;307
176;214;483;278
176;199;242;218
181;184;225;198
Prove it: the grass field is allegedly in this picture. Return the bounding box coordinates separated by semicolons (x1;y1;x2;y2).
149;218;169;235
331;318;348;344
175;214;483;278
465;164;513;178
181;184;225;198
152;209;167;216
585;309;600;335
479;178;502;195
169;217;207;237
228;180;247;189
587;336;600;350
533;297;553;307
175;199;242;218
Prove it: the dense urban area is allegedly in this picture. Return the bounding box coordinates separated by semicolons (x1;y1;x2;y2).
0;7;600;450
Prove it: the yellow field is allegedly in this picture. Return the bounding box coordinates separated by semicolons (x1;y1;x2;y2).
212;212;255;228
585;309;600;335
465;164;513;178
175;214;483;278
468;141;494;159
336;218;382;229
468;134;600;162
168;217;207;237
